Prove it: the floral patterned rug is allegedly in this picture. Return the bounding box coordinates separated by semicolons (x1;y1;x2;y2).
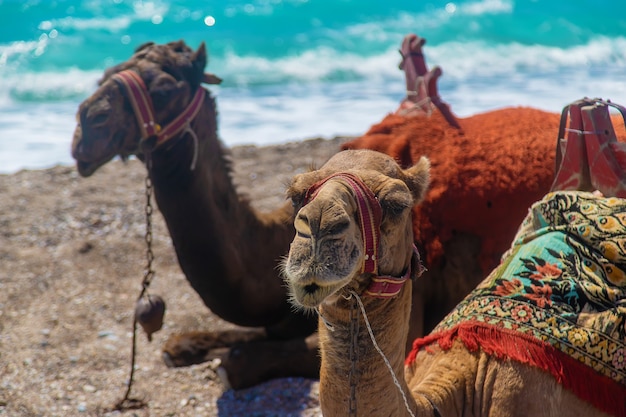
408;191;626;415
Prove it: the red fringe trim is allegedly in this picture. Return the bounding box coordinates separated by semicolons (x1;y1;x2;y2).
406;322;626;416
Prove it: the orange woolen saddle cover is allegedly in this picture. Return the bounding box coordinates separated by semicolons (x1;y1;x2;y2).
342;107;626;274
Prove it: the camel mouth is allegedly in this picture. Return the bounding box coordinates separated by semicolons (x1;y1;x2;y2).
290;279;348;308
73;149;116;178
76;160;96;177
72;128;128;177
303;283;320;294
283;245;362;308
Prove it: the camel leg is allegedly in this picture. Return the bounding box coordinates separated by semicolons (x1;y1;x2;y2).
214;308;319;389
217;333;320;390
162;313;319;389
162;328;267;367
163;330;320;390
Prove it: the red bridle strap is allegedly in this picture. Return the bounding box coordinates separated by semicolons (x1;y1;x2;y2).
304;172;414;298
305;172;382;274
365;269;411;298
111;69;205;148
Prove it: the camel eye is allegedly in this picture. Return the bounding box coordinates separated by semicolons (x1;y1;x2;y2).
291;198;302;210
151;83;177;103
290;193;304;210
323;219;349;236
85;102;111;127
380;197;410;218
89;113;108;125
150;76;183;107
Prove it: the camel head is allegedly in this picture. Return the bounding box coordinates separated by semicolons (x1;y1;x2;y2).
71;40;222;177
283;149;430;309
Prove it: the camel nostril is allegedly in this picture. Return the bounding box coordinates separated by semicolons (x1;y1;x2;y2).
295;212;313;238
303;283;319;294
297;212;308;225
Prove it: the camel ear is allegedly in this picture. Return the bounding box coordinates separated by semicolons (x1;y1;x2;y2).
134;41;154;53
193;42;208;72
403;156;430;203
203;73;222;85
185;42;209;88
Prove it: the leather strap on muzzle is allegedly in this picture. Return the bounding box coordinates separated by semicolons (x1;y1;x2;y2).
304;172;420;298
305;172;382;275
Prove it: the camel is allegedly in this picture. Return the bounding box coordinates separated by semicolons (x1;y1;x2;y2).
71;40;320;389
282;147;625;416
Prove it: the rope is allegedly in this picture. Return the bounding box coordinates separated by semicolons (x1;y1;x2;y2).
315;307;335;332
348;290;416;417
564;128;605;135
183;123;200;171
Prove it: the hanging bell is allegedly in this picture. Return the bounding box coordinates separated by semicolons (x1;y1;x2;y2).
135;294;166;342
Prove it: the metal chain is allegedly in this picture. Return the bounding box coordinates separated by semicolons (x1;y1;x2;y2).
115;155;156;410
140;172;155;294
348;295;359;417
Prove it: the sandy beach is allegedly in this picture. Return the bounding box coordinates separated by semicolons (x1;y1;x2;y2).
0;136;350;417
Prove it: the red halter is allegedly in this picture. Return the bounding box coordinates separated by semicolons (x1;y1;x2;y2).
111;69;205;148
304;172;415;298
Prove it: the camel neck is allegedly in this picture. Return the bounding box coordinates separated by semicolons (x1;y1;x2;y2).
142;99;296;326
318;283;419;416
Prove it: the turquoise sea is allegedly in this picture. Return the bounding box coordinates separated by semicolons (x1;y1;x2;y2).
1;0;625;173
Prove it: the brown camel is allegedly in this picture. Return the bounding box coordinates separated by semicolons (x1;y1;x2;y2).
71;40;320;389
282;148;624;416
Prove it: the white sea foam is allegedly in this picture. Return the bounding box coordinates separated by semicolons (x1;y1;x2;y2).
52;16;133;32
0;38;48;67
427;36;626;80
37;0;170;35
215;82;399;147
3;36;624;98
457;0;514;16
0;102;77;173
1;35;625;174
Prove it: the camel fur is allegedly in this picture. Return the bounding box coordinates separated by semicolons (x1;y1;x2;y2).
282;149;618;416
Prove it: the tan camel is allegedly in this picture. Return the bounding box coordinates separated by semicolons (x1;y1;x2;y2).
283;149;623;416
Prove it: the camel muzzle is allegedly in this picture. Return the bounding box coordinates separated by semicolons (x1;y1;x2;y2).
302;171;419;299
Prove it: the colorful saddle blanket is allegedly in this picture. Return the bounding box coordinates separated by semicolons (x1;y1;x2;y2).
408;191;626;415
